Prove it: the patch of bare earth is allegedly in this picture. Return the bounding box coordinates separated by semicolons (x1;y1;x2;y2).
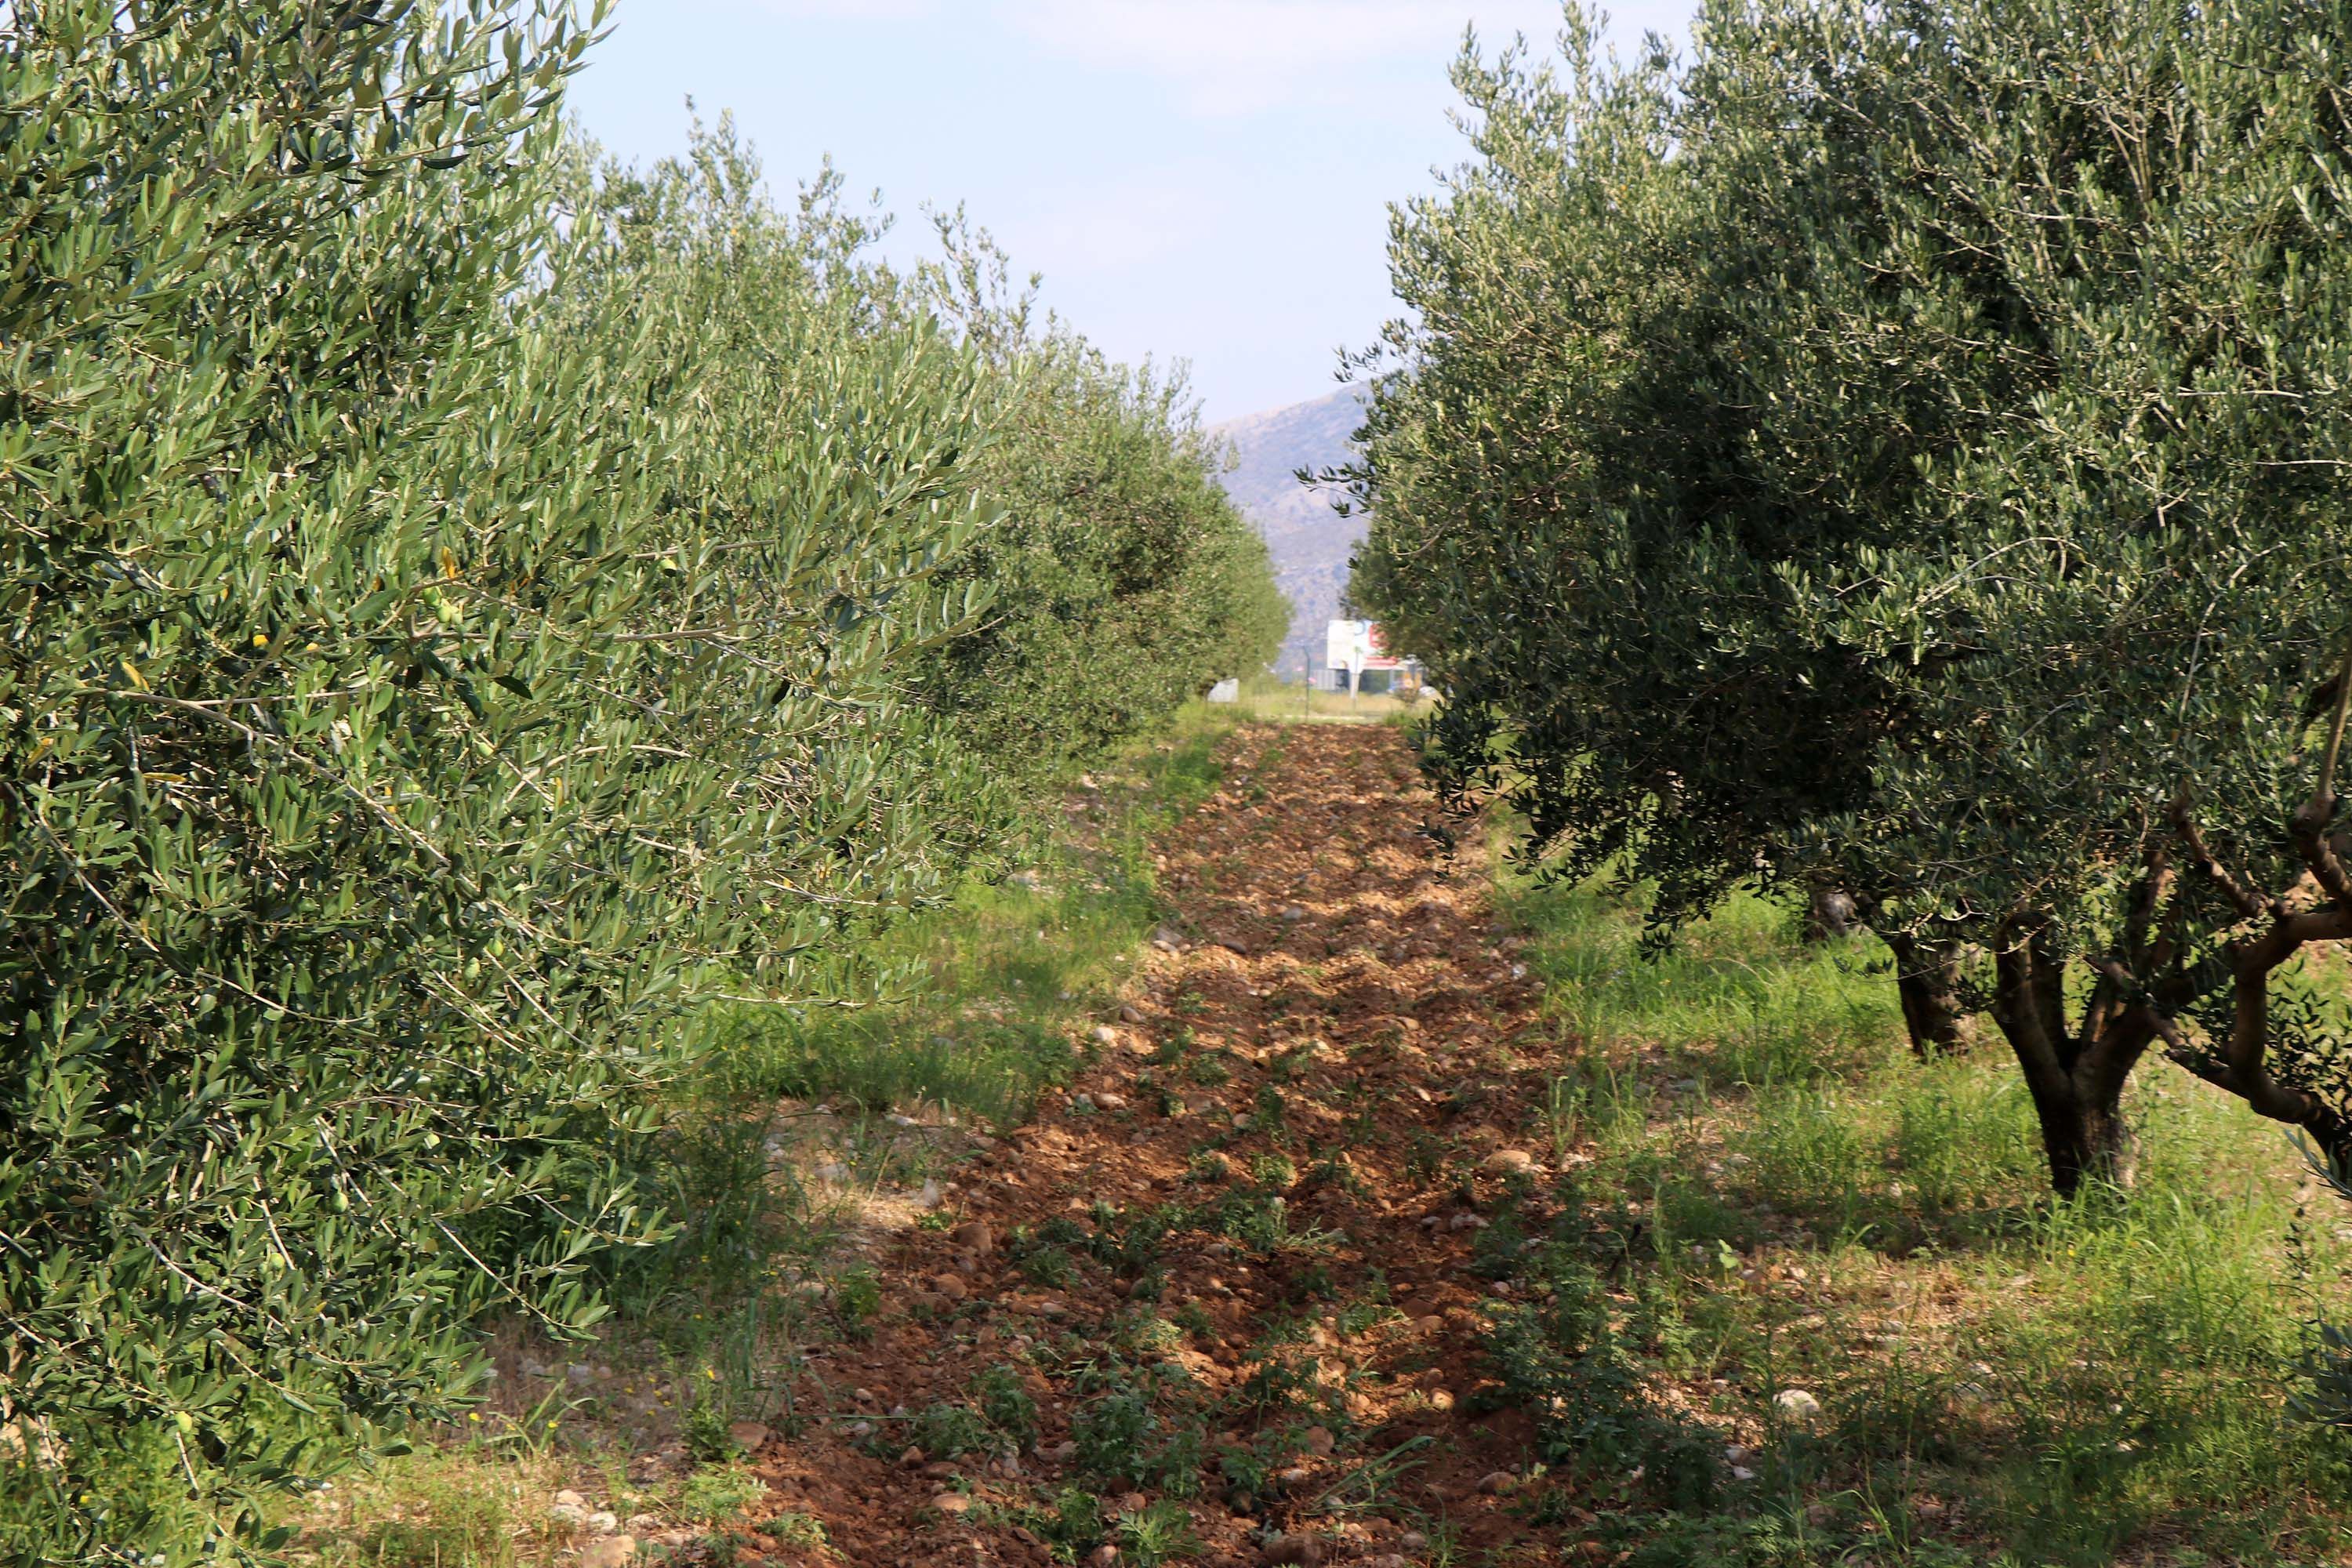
731;724;1607;1566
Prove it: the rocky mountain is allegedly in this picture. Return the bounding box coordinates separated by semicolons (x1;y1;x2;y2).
1209;387;1368;671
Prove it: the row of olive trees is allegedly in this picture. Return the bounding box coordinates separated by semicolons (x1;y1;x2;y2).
0;6;1280;1562
1350;0;2352;1196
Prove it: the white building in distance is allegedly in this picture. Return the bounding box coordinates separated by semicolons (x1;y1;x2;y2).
1320;619;1423;696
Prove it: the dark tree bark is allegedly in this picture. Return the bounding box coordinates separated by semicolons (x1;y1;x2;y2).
2027;1075;2139;1195
1806;885;1859;942
1883;931;1971;1058
1988;926;2153;1196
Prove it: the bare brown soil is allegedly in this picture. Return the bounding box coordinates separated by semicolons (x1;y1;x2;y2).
736;723;1590;1566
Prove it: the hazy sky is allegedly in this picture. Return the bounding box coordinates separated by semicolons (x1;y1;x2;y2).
565;1;1700;423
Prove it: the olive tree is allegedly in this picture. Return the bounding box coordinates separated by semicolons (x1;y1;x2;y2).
909;217;1290;803
1730;0;2352;1189
1355;0;2352;1192
0;7;997;1559
1346;13;1973;1054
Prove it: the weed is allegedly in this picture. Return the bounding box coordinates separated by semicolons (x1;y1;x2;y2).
974;1364;1041;1446
1205;1192;1334;1258
1484;1248;1720;1510
760;1511;829;1549
1119;1499;1203;1565
1120;1316;1187;1356
1217;1439;1277;1509
833;1268;882;1341
1153;1025;1197;1067
1010;1486;1107;1563
1234;1347;1344;1420
1250;1152;1298;1189
683;1387;737;1464
332;1482;517;1568
1305;1154;1370;1197
678;1465;770;1524
912;1400;996;1458
1403;1130;1448;1185
1022;1245;1078;1288
1308;1436;1436;1518
1285;1261;1339;1302
1071;1381;1210;1497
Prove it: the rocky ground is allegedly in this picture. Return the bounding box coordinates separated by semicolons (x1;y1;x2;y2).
724;722;1582;1566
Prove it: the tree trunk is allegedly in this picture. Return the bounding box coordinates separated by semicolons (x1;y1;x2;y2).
2027;1079;2137;1196
1806;885;1859;942
1883;932;1972;1058
1989;929;2143;1196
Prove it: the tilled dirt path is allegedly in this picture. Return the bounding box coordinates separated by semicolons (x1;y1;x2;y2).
746;723;1581;1566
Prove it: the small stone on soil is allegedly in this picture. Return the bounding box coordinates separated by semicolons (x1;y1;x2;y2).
1773;1388;1824;1421
580;1537;637;1568
1479;1148;1537;1178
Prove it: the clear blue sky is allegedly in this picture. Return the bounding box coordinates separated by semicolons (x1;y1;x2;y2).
564;1;1699;423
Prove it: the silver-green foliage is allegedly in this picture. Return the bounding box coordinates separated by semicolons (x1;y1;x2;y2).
1352;0;2352;1192
912;219;1290;800
0;7;686;1559
0;8;1278;1562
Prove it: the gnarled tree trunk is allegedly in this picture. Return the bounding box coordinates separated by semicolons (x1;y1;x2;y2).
1882;931;1972;1058
1806;885;1859;942
2027;1077;2139;1195
1990;924;2150;1196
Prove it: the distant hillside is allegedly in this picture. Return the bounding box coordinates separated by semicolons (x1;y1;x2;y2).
1210;387;1368;670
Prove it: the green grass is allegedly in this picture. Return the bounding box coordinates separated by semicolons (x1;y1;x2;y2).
591;704;1243;1332
693;706;1238;1128
1493;868;2352;1566
1225;673;1431;724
